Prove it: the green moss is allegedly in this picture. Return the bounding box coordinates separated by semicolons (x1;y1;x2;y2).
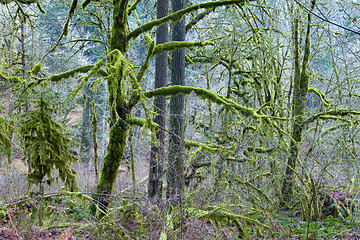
127;117;158;129
30;62;41;75
127;0;253;41
308;87;331;106
184;140;230;153
47;65;99;82
153;40;213;56
144;85;264;118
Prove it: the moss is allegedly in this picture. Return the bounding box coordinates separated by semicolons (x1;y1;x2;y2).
95;119;128;208
308;87;331;106
144;85;265;118
184;140;230;153
153;40;213;56
127;0;252;41
30;61;41;75
47;65;101;82
127;117;158;129
303;109;360;126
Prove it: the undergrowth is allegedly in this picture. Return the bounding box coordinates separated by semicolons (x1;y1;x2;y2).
0;190;358;239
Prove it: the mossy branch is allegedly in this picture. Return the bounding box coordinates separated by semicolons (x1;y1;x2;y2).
186;206;270;231
127;117;159;129
28;65;107;87
127;0;253;41
308;87;331;106
153;40;213;56
303;109;360;126
186;8;214;32
127;0;141;15
144;85;265;118
185;140;231;153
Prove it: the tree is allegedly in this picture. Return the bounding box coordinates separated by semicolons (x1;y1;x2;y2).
20;99;78;192
148;0;169;199
167;0;186;200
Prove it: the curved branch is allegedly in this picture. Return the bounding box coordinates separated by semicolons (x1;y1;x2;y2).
303;109;360;126
127;0;254;41
144;85;264;118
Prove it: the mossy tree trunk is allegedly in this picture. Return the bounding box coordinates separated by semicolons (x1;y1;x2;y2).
167;0;186;200
94;0;130;210
281;1;314;205
148;0;169;199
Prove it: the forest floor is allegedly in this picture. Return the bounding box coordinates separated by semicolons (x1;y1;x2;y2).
0;158;359;239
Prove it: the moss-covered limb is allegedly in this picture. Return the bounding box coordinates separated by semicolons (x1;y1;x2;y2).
303;110;360;126
186;207;270;230
127;0;254;41
307;87;331;106
153;41;213;56
144;85;266;118
28;65;107;87
127;117;159;129
127;0;141;15
184;140;231;152
186;8;213;32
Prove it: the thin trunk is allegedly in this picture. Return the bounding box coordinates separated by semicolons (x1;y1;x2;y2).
81;84;92;162
282;1;314;204
21;16;29;172
167;0;186;200
148;0;169;200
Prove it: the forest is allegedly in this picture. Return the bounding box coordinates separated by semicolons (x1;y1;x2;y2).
0;0;360;239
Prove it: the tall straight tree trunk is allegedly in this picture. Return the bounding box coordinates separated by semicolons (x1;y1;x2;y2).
282;1;314;204
80;84;92;162
167;0;186;200
148;0;169;199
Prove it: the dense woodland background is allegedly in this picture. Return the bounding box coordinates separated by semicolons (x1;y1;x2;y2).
0;0;360;239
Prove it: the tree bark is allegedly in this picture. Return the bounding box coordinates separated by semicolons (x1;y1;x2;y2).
167;0;186;200
148;0;169;199
80;84;93;162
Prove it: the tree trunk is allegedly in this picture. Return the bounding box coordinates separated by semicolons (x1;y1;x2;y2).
80;83;93;162
94;0;130;211
282;2;314;204
148;0;169;199
167;0;186;200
